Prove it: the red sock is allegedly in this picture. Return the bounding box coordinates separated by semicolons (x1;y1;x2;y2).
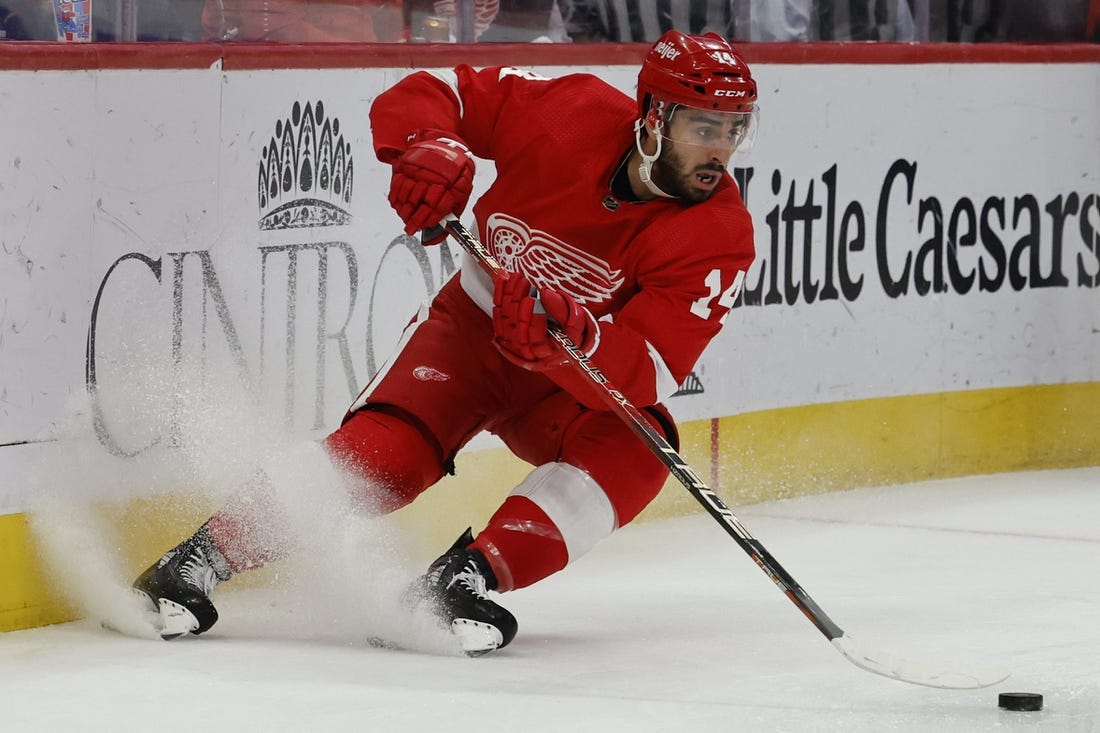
204;476;291;573
471;496;568;592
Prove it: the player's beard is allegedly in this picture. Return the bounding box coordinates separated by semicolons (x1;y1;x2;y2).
651;142;725;204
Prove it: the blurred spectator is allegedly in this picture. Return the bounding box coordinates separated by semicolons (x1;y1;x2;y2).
824;0;1098;42
475;0;564;41
0;0;55;39
132;0;205;41
748;0;814;41
4;0;1093;44
89;0;205;41
403;0;499;41
816;0;916;41
984;0;1095;42
562;0;734;42
202;0;405;41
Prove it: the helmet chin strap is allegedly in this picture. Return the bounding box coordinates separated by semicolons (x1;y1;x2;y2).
633;118;676;199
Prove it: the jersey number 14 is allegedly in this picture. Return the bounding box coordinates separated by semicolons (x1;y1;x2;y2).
690;268;745;320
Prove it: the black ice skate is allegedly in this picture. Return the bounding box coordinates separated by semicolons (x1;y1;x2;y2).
409;528;518;656
132;524;232;640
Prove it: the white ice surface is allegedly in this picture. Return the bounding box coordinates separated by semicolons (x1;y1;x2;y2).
3;467;1099;732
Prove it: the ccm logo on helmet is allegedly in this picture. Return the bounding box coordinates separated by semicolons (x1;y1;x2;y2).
653;41;682;61
714;89;748;97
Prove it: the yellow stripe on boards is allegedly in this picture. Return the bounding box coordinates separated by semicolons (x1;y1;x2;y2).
0;513;76;632
2;382;1097;633
671;381;1100;513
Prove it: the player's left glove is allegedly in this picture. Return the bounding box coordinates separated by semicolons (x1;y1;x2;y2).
492;272;599;370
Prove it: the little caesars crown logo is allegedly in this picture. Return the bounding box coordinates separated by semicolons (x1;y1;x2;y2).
258;100;353;230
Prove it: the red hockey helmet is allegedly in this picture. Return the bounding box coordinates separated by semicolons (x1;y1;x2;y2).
637;30;757;118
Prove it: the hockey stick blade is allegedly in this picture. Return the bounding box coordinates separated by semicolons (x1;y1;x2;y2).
441;217;1009;689
832;633;1009;689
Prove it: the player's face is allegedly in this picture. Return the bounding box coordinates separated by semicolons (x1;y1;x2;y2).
650;138;727;203
651;109;749;203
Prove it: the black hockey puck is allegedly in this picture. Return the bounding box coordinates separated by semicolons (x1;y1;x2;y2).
998;692;1043;711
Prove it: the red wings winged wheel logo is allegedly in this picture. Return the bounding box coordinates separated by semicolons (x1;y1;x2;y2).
486;213;624;306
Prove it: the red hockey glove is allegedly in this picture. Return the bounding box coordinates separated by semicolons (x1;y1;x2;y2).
388;130;475;245
492;272;599;370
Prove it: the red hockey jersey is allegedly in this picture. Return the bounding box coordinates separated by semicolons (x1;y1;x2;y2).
370;65;755;409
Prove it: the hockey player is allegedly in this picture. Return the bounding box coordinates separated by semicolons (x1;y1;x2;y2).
133;30;758;655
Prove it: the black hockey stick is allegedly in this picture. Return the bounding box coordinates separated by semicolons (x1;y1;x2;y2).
443;216;1008;689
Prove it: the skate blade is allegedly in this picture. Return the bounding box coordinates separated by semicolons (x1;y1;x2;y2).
126;588;201;640
452;618;503;657
154;598;201;640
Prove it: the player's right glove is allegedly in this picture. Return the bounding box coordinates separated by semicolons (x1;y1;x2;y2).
492;272;599;370
388;130;475;245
